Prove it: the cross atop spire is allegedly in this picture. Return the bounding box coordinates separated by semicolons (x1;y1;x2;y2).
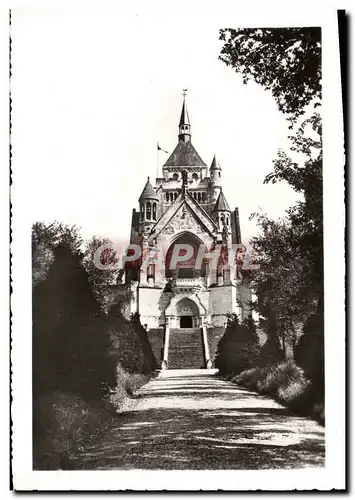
182;88;188;99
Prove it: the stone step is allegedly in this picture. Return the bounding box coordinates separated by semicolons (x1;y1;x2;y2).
168;328;205;369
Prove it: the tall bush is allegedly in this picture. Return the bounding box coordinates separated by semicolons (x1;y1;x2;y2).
33;243;116;400
215;315;259;375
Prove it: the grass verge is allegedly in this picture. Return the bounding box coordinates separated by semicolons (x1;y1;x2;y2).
33;364;151;470
227;361;324;425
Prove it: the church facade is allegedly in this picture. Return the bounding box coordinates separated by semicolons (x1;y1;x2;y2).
125;97;251;369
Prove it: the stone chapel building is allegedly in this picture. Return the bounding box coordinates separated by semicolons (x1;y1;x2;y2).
125;97;252;369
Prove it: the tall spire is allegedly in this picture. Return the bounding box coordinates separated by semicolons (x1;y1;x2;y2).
178;90;191;143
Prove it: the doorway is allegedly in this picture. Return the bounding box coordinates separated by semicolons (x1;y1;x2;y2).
180;316;193;328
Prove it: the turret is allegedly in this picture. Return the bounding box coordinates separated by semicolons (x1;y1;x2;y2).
210;154;222;187
209;154;222;205
138;177;159;223
213;190;231;235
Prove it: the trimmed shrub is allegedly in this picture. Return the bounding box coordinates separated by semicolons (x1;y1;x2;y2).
295;307;324;397
215;315;260;375
234;367;263;391
256;361;305;396
108;364;149;411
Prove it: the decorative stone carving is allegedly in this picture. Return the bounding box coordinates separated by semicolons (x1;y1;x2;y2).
151;198;217;241
172;205;204;233
162;225;174;235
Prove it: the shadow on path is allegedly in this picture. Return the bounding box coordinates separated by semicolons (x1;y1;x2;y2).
69;373;325;470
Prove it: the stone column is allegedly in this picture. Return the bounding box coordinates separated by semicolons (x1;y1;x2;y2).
201;321;213;369
161;319;170;370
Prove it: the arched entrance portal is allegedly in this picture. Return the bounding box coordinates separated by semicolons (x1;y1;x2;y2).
165;232;207;279
176;297;199;328
167;298;205;369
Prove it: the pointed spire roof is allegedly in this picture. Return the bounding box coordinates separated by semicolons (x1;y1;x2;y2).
179;99;190;126
210;154;221;170
178;94;192;143
214;190;231;212
139;177;158;201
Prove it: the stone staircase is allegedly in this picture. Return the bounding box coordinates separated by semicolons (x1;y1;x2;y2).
168;328;205;369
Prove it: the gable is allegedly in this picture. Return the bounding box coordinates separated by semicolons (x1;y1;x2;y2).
150;192;217;241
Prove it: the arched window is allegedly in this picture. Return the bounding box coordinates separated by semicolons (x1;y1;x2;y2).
140;204;144;221
146;201;151;220
173;173;179;181
174;192;178;200
169;192;174;202
192;173;198;181
220;214;225;225
218;171;221;177
153;203;157;221
165;193;169;202
193;192;197;200
202;192;206;202
198;192;201;203
226;216;229;226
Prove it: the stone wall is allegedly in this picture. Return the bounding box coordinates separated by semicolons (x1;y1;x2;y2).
146;328;165;367
209;285;237;326
138;287;165;329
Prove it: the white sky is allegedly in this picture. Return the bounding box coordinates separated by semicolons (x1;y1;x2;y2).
12;7;302;245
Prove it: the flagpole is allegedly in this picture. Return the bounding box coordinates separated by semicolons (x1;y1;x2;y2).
156;142;160;178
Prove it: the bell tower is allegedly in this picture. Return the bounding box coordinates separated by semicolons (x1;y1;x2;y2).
178;90;191;143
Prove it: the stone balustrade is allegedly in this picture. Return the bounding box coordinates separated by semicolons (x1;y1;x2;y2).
171;277;205;293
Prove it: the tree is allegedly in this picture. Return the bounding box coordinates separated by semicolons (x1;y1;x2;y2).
267;113;323;294
219;27;321;121
249;113;322;356
32;225;116;399
219;26;324;393
215;314;260;375
82;236;123;312
32;222;82;286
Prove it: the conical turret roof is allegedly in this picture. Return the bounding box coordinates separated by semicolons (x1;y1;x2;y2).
214;190;231;212
139;177;158;201
210;154;221;170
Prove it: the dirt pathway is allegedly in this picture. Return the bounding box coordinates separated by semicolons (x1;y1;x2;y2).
71;370;325;470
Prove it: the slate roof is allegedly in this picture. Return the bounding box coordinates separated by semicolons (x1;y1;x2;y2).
210;154;221;170
139;178;159;201
164;141;206;167
214;190;231;211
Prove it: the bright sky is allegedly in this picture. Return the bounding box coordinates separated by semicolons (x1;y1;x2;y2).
12;7;301;246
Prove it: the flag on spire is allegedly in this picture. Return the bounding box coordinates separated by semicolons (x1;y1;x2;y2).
157;142;168;153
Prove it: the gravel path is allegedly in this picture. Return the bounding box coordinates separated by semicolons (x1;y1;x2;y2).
71;370;325;470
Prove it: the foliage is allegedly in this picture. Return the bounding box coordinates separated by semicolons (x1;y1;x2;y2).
215;314;260;375
32;221;82;286
107;310;147;375
108;364;149;411
294;299;324;394
32;223;155;469
219;27;324;398
33;392;113;470
249;113;323;360
232;361;324;424
219;27;321;121
82;236;125;312
33;363;150;470
33;242;117;399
